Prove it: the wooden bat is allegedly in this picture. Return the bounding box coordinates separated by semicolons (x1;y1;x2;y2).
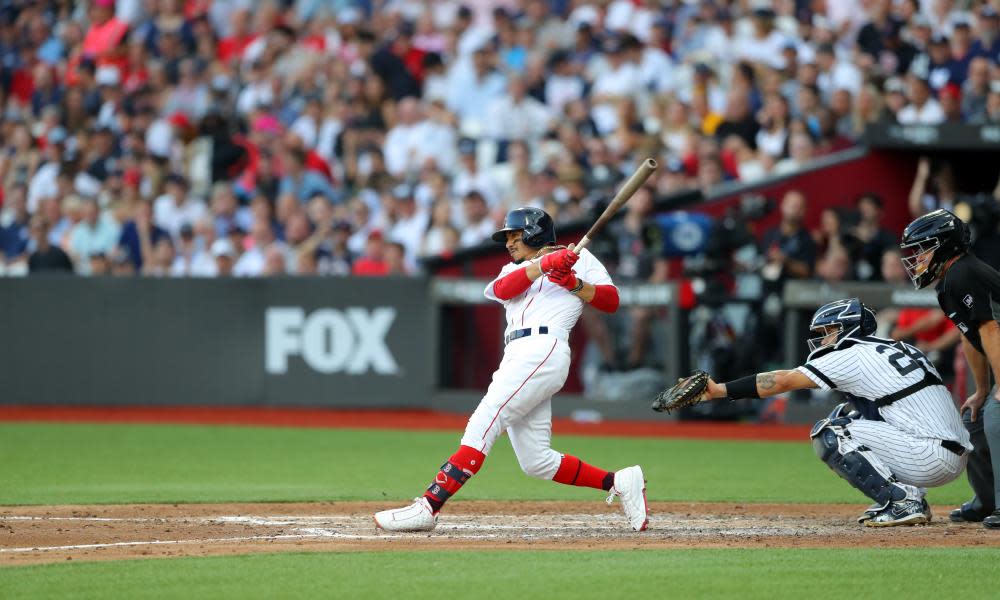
574;158;658;254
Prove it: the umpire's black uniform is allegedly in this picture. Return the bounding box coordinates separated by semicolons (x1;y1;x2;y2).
936;252;1000;526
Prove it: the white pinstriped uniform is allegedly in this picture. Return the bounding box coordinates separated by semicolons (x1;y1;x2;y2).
457;249;614;479
798;337;971;498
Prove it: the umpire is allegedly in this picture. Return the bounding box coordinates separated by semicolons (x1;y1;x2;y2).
901;209;1000;528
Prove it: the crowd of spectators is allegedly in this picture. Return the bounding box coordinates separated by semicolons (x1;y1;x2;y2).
1;0;999;278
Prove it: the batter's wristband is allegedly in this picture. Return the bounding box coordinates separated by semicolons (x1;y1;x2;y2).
724;374;760;400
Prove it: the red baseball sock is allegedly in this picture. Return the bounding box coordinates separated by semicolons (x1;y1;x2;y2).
552;454;615;491
423;445;486;513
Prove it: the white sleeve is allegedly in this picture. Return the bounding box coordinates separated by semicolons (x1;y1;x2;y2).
577;249;614;287
796;347;863;392
483;261;523;303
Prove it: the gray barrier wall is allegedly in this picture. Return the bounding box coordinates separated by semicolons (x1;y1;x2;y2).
0;277;434;407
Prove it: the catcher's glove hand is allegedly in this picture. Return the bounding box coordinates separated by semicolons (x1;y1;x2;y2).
651;370;710;413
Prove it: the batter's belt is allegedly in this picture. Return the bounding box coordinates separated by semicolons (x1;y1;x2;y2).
504;325;569;345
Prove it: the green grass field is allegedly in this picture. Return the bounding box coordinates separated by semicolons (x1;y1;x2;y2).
0;422;974;505
0;421;991;599
3;549;999;600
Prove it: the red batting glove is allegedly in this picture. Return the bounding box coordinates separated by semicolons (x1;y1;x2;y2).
548;268;579;291
560;249;579;271
538;249;567;273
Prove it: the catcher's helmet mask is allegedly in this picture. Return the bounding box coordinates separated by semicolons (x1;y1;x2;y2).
492;207;557;254
806;298;877;360
900;209;970;289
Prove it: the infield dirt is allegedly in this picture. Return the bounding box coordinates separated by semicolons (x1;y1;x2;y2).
3;501;998;566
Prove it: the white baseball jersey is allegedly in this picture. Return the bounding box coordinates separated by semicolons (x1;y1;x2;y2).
484;248;615;338
797;336;971;449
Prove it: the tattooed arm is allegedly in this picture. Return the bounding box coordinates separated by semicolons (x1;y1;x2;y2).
706;370;819;400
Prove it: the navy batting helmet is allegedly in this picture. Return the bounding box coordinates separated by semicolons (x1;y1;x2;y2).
491;207;556;248
900;209;970;289
807;298;877;359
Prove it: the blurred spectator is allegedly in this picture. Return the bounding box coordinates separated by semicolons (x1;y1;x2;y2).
421;199;458;257
897;73;945;124
352;230;389;276
279;148;338;204
144;237;176;277
772;132;816;175
0;183;31;270
69;198;120;275
458;190;495;248
171;223;215;277
445;43;506;133
940;83;964;122
384;97;432;177
812;207;858;280
27;216;73;274
963;57;992;121
909;156;959;217
118;200;169;271
234;218;282;277
850;192;897;281
210;238;236;277
321;221;355;275
110;249;137;277
486;74;553;144
970;5;1000;59
982;81;1000;123
153;174;207;239
452;139;498;206
387;184;429;270
761;190;816;283
385;241;409;275
815;244;852;283
715;87;759;150
88;252;111;277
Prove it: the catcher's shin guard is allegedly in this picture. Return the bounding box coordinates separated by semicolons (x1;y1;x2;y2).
811;421;907;509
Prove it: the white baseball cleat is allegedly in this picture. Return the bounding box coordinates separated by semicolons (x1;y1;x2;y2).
606;465;649;531
373;497;438;532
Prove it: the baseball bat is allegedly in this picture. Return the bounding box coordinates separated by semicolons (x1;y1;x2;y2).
574;158;658;254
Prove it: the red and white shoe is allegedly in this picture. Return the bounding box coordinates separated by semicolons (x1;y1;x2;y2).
606;465;649;531
373;497;438;532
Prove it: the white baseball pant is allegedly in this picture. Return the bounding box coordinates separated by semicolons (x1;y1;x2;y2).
460;332;571;480
843;419;968;498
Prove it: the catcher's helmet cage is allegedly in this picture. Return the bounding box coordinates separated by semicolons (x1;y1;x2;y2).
900;208;970;290
491;207;557;248
806;297;877;360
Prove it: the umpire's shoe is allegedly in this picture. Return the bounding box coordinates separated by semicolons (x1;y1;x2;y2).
983;510;1000;529
606;465;649;531
865;499;929;527
949;502;991;523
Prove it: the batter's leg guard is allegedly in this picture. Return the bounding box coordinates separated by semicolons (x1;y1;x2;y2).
811;419;907;510
422;445;486;513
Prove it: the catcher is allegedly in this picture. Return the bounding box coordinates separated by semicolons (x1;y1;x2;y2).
654;298;970;526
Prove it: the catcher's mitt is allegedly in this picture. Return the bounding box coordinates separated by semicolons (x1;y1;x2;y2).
651;370;710;413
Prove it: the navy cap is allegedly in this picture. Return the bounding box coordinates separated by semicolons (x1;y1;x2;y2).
458;137;477;155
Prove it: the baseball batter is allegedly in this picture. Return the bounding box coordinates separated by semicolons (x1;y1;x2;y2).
700;298;970;526
374;207;649;532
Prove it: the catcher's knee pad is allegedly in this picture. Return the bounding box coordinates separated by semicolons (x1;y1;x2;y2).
811;421;906;507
